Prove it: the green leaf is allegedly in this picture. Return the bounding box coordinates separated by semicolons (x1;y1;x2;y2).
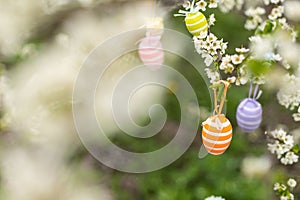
246;59;272;76
292;144;299;154
263;20;275;34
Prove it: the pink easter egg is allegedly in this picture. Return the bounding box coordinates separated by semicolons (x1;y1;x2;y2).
138;35;164;70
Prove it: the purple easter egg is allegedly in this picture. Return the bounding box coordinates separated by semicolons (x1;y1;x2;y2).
236;98;262;133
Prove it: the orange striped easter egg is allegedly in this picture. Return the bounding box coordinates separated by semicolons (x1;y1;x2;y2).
202;114;233;155
185;12;208;36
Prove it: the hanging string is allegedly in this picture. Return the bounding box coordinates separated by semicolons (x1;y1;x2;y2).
217;81;230;116
253;84;259;99
191;0;196;10
255;87;263;99
248;82;262;100
211;80;230;117
213;88;218;115
248;82;253;98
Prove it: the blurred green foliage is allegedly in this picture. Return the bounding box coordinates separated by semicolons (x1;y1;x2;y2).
106;8;300;200
110;133;271;200
1;3;299;200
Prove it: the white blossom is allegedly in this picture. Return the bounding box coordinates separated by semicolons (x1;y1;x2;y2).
236;76;248;85
268;140;285;157
245;7;266;16
293;113;300;122
270;0;284;4
280;157;289;165
194;33;228;67
249;35;262;43
280;196;288;200
209;0;219;8
236;47;249;53
196;0;208;11
273;179;296;200
264;52;282;62
268;129;299;165
278;18;290;30
244;7;266;30
271;128;287;140
222;55;231;63
182;1;191;10
203;53;214;66
274;183;281;191
204;196;226;200
205;68;220;84
284;152;299;165
207;34;218;42
245;19;259;30
281;184;287;190
273;54;283;62
231;54;245;65
253;75;266;85
268;6;284;20
235;65;249;86
208;14;216;26
277;73;300;116
283;135;294;146
220;62;234;73
227;76;236;83
218;0;236;13
287;178;297;188
210;40;221;50
291;31;298;42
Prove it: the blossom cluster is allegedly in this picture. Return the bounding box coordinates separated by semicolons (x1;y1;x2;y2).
177;1;300;199
220;48;249;85
277;72;300;122
267;129;299;165
245;0;286;31
244;0;299;92
194;31;250;85
274;178;297;200
218;0;244;13
193;33;227;67
190;0;296;87
190;5;251;85
182;0;219;11
204;195;226;200
245;7;266;30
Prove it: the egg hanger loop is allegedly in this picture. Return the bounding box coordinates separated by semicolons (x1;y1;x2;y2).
212;80;230;116
217;80;230;116
253;84;259;99
174;0;200;16
190;0;196;12
249;82;262;100
213;88;219;116
255;88;262;100
248;82;253;99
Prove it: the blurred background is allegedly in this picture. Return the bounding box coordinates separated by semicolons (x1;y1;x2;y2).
0;0;300;199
